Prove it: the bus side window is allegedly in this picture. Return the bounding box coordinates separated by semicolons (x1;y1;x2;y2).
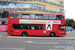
30;14;35;19
36;14;43;19
43;15;48;19
18;24;23;29
23;25;30;29
49;15;56;19
35;26;39;30
31;25;35;30
22;14;30;19
13;24;18;29
23;26;26;29
39;26;43;30
35;25;43;30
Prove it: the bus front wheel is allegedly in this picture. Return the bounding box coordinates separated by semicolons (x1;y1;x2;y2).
50;32;55;37
22;31;28;36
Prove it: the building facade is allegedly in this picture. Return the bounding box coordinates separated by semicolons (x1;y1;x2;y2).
0;0;64;24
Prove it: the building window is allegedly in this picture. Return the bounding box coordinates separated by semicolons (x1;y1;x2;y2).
0;2;2;8
60;9;64;13
25;3;31;8
0;11;9;18
30;4;37;8
0;2;45;9
0;2;1;5
16;3;23;8
2;2;8;8
6;12;9;18
8;2;13;8
12;2;17;8
0;13;2;18
38;4;45;9
0;13;1;18
22;3;26;8
2;12;7;18
2;21;5;25
60;2;64;6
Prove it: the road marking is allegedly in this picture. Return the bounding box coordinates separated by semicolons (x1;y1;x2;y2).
25;41;58;44
67;33;75;35
66;41;75;45
0;48;25;50
25;41;33;43
50;46;75;50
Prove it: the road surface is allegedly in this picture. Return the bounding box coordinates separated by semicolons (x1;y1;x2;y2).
0;30;75;50
0;39;75;50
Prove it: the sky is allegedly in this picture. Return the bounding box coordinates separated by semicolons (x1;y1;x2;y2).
64;0;75;20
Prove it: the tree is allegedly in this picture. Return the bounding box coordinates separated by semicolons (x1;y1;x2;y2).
66;18;74;26
72;21;75;29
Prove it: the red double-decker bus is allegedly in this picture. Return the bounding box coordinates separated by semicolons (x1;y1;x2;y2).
7;12;66;37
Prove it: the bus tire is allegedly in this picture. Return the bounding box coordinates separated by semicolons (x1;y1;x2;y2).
22;31;28;36
50;32;55;37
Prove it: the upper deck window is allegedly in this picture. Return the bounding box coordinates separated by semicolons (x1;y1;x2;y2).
56;15;64;20
49;15;56;19
10;14;21;18
22;14;30;18
43;15;48;19
10;14;64;20
30;14;35;19
35;14;43;19
49;15;64;20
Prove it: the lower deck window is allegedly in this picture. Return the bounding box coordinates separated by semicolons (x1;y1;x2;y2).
59;25;65;30
13;24;43;30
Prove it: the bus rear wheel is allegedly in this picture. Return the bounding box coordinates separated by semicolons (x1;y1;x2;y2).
22;31;28;36
50;32;55;37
